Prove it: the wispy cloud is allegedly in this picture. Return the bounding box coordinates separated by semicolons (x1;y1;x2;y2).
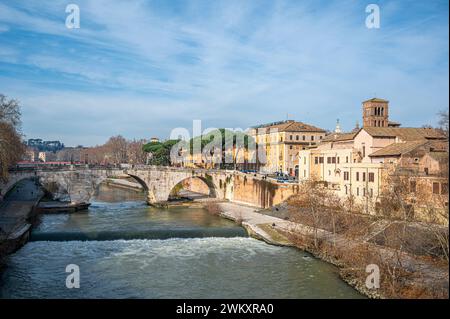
0;0;448;146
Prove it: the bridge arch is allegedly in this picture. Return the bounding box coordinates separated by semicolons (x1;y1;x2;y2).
125;173;156;203
168;175;218;200
0;171;39;200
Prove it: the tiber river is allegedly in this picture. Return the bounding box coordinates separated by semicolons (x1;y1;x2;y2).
0;184;362;299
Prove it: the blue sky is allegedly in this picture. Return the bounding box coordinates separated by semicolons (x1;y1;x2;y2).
0;0;448;146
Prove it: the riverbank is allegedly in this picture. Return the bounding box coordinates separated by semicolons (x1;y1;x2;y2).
213;201;449;299
0;180;44;261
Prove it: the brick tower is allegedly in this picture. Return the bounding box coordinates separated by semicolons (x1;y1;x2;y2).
362;98;389;128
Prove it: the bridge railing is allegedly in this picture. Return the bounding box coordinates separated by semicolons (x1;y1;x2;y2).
9;164;237;174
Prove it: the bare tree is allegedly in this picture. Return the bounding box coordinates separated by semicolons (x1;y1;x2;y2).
0;94;25;181
104;135;128;164
289;179;339;249
126;139;147;165
437;110;449;139
0;123;25;181
0;94;21;129
83;137;147;165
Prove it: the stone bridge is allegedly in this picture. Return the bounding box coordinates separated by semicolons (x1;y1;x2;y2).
0;166;235;205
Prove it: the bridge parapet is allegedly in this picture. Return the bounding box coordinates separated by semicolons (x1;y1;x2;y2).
3;166;236;205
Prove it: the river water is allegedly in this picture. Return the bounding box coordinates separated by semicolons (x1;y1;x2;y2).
0;184;362;299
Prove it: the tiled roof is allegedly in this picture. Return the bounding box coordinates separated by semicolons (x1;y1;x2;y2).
363;127;446;141
255;120;326;133
369;140;429;157
363;98;389;103
428;151;449;163
387;121;401;127
321;131;358;142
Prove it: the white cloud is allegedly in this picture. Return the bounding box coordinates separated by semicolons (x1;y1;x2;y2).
0;0;448;145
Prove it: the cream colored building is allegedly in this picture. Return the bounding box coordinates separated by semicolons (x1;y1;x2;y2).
298;98;447;210
298;131;386;208
248;120;326;175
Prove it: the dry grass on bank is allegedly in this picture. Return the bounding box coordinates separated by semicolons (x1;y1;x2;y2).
284;179;449;299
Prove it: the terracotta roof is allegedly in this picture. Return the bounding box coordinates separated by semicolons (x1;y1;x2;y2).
321;131;358;142
255;120;326;133
369;140;429;157
387;121;401;127
428;151;449;163
363;127;446;141
363;98;389;103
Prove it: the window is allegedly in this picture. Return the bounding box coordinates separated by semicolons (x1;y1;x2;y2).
332;157;336;164
433;182;440;194
369;172;375;182
362;172;366;182
337;157;340;164
409;180;416;193
442;183;448;195
356;172;359;181
296;135;299;141
290;135;293;140
327;157;332;164
345;185;348;195
311;136;314;141
362;145;366;158
315;157;319;164
363;188;366;196
304;170;306;177
290;145;293;150
319;157;324;164
320;136;323;140
346;156;349;163
302;135;305;141
344;172;349;181
370;188;373;197
356;187;359;196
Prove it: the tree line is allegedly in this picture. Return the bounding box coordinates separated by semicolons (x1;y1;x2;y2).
0;94;25;181
83;136;147;165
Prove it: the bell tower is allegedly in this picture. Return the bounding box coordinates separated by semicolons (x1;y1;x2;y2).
362;98;389;127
